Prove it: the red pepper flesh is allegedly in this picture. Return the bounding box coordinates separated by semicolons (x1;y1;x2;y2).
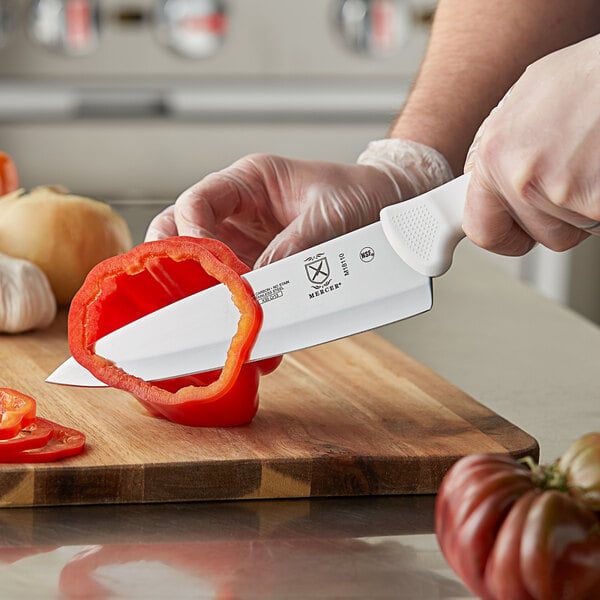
0;388;37;440
0;151;19;196
0;417;53;453
0;418;86;463
68;237;282;427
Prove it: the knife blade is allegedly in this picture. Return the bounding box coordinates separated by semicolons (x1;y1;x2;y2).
47;173;471;387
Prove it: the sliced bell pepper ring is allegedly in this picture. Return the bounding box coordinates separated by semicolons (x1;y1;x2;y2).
59;542;248;600
0;417;53;453
0;418;86;463
68;236;282;427
0;388;37;440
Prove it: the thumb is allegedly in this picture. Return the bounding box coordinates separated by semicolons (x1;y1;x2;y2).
254;216;314;268
145;205;177;241
464;84;515;173
254;185;356;268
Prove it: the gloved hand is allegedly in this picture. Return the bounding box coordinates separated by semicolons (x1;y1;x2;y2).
463;33;600;257
145;139;453;268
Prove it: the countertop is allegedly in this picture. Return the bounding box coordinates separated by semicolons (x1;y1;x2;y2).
1;243;598;599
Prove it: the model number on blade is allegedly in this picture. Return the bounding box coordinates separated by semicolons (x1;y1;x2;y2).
339;252;349;276
255;280;289;304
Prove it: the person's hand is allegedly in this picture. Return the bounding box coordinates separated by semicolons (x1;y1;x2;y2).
463;34;600;256
145;140;453;268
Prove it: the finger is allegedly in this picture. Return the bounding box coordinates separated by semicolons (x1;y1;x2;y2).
173;155;271;239
255;206;332;268
462;173;536;256
144;205;178;241
463;171;589;255
464;117;489;174
254;190;346;268
255;221;307;268
581;220;600;236
171;172;244;238
463;194;536;256
490;170;591;251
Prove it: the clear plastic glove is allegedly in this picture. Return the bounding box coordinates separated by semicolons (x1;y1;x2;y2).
145;140;453;268
463;33;600;256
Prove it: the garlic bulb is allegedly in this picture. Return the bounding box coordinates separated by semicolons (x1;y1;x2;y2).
0;253;57;333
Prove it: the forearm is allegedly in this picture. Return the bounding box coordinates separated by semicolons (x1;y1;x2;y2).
389;0;600;175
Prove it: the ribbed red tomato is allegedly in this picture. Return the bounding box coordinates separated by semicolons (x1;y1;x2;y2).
435;433;600;600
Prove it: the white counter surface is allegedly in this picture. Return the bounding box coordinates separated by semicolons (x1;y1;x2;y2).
381;243;599;464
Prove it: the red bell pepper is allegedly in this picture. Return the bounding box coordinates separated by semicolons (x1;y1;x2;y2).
0;388;85;462
0;388;36;440
0;418;86;463
59;542;253;600
0;151;19;195
68;236;282;427
0;417;53;453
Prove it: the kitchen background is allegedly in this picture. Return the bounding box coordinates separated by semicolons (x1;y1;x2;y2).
0;0;598;323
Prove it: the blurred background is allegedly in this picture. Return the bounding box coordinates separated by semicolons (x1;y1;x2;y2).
0;0;598;323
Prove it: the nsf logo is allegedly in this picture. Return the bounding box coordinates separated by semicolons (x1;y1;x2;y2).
359;247;375;262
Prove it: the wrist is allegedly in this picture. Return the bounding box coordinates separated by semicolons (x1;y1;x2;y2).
356;139;454;199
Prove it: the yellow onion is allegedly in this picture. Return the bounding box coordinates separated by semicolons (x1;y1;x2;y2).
0;186;133;305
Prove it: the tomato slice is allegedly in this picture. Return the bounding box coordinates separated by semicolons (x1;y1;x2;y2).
0;419;86;463
0;388;37;440
0;418;53;453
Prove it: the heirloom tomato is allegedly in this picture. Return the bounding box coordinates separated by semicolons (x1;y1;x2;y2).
435;433;600;600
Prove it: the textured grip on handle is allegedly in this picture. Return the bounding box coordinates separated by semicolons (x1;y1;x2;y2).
380;173;471;277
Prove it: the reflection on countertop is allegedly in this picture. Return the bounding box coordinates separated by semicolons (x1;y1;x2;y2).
0;496;471;599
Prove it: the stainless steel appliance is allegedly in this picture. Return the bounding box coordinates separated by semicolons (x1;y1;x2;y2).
0;0;434;238
1;0;598;322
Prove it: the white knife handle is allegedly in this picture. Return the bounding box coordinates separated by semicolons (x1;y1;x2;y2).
380;173;471;277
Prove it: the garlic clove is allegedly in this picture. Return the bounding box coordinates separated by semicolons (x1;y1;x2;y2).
0;252;57;334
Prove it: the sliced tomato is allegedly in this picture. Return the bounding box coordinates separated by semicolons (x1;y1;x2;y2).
0;388;37;440
0;419;86;463
0;418;53;453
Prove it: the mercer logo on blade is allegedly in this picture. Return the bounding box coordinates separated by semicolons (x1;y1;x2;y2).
305;254;330;285
304;253;342;299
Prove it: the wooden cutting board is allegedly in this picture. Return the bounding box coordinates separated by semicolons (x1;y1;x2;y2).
0;311;538;508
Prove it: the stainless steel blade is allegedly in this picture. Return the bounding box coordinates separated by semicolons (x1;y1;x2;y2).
47;222;432;386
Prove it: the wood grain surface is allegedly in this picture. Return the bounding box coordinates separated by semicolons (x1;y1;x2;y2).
0;311;538;508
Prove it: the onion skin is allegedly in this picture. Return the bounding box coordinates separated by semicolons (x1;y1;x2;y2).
0;187;132;305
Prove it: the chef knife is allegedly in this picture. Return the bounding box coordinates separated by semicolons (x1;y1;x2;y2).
47;173;471;387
